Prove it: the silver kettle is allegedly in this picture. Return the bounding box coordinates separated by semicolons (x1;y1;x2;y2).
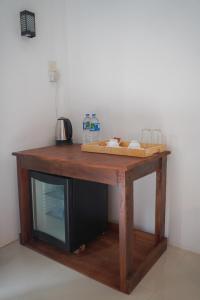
55;117;73;145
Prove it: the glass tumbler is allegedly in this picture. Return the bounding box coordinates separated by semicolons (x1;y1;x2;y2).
151;129;163;144
140;129;152;144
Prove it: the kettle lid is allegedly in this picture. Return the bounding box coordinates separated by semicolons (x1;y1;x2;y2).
57;117;67;120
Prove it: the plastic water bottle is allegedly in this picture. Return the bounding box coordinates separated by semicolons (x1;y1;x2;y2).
82;113;91;144
90;113;100;142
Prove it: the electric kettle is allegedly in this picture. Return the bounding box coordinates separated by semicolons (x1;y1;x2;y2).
55;117;73;145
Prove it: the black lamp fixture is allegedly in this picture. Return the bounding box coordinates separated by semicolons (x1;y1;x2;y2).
20;10;36;38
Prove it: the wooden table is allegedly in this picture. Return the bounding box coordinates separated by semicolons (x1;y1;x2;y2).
13;144;170;294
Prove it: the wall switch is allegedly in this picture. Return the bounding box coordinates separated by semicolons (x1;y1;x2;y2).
48;61;58;82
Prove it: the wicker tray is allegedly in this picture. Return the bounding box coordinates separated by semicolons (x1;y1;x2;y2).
81;140;166;158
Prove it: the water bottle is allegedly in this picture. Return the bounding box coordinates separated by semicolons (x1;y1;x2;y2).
90;113;100;142
82;113;91;144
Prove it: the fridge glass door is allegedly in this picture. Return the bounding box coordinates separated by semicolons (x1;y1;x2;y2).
31;177;65;242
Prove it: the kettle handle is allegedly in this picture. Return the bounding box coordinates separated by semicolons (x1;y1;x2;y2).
64;118;72;140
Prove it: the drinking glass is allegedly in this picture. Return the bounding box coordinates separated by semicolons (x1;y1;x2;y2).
151;129;163;144
140;129;152;144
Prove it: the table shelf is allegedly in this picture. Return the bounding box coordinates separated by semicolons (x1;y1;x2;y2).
25;223;167;292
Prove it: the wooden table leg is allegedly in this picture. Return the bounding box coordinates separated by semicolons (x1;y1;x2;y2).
119;173;134;293
17;157;31;244
155;156;167;243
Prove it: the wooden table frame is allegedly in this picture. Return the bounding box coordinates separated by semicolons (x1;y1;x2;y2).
13;145;169;294
118;156;167;292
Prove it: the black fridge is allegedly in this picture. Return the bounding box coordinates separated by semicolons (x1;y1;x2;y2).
30;171;108;252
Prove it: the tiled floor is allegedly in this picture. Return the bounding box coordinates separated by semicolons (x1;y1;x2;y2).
0;241;200;300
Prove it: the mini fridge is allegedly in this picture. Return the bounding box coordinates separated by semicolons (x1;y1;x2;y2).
30;171;108;252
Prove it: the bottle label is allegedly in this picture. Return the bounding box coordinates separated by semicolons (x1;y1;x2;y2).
83;121;90;130
90;122;100;131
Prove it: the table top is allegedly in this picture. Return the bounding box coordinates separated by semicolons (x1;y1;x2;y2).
13;144;169;172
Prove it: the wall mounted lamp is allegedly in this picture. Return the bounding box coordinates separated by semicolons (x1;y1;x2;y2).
20;10;36;38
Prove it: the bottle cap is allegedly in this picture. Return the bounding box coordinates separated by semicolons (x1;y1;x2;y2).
85;113;90;117
92;113;96;117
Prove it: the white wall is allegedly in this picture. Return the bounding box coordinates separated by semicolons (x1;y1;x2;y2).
1;0;200;255
0;0;66;247
64;0;200;253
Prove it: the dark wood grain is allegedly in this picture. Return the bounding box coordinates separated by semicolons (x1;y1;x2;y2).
19;155;118;185
155;157;167;243
13;144;170;294
127;237;167;293
17;157;32;244
119;174;134;292
13;144;170;172
25;225;163;292
127;159;160;181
